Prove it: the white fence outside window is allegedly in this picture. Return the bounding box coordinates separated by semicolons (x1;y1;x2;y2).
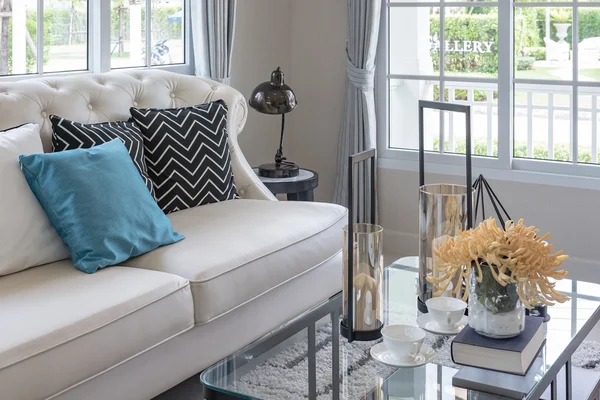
381;0;600;183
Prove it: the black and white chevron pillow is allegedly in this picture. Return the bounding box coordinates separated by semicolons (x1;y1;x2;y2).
130;100;237;214
50;116;155;197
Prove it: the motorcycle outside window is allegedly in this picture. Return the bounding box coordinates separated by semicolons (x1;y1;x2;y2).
110;0;185;69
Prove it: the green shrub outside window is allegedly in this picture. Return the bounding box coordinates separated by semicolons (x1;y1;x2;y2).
430;8;539;76
429;8;600;75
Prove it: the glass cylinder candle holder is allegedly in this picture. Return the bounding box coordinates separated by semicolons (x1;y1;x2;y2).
341;223;384;341
418;184;469;309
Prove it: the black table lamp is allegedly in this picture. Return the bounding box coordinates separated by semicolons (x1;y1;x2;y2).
249;67;299;178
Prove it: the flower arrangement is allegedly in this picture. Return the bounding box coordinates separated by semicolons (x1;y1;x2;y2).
427;218;569;309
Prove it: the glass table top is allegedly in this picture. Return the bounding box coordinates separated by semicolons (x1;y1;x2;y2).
200;257;600;400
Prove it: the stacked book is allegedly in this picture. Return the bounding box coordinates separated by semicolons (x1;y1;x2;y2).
451;316;546;398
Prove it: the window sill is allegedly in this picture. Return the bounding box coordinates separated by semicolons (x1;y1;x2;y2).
379;149;600;191
0;64;195;83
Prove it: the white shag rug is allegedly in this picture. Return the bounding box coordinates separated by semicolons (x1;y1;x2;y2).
221;322;456;400
155;319;600;400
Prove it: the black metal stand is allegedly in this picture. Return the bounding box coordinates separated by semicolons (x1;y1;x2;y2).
340;319;383;341
527;305;551;322
342;148;380;343
418;101;473;313
416;103;515;317
418;100;473;229
472;174;511;226
417;297;428;314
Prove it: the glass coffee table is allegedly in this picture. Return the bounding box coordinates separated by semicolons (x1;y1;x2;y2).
201;258;600;399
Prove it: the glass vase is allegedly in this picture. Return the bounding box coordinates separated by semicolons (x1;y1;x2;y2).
468;265;525;338
342;223;384;337
419;184;469;305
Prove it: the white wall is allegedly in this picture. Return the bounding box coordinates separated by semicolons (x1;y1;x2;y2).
229;0;291;169
286;0;348;202
229;0;347;202
380;168;600;282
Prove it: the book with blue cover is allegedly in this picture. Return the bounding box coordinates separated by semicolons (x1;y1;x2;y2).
451;316;545;375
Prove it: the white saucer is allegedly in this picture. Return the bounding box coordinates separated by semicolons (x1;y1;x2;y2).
370;343;435;368
416;313;468;335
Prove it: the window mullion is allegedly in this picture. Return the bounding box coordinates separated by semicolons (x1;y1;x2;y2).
497;0;513;170
91;0;111;73
184;0;192;67
440;2;445;154
572;5;579;164
146;0;152;67
36;0;43;74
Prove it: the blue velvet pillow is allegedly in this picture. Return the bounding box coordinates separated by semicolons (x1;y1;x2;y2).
19;139;184;273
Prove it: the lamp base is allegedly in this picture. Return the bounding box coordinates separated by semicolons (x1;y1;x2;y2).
258;162;300;178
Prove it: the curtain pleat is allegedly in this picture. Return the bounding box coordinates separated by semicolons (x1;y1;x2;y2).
333;0;382;223
191;0;237;84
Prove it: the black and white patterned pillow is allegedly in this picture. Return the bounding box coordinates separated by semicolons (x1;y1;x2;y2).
130;100;237;214
50;116;154;197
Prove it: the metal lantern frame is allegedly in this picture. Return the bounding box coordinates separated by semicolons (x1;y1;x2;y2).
418;100;474;228
340;148;383;343
418;100;473;313
473;174;511;227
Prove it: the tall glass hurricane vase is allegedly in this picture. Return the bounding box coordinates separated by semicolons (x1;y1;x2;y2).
419;184;468;306
343;224;384;336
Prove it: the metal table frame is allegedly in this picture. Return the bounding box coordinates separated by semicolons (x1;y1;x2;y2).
527;288;600;400
203;293;343;400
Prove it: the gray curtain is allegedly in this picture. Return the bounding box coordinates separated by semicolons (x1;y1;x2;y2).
333;0;382;219
191;0;237;85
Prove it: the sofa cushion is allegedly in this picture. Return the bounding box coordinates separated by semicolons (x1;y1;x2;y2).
0;260;194;400
50;115;155;197
20;139;184;273
130;100;238;214
121;199;347;324
0;123;69;276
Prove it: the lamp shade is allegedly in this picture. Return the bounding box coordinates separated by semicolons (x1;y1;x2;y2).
249;67;297;115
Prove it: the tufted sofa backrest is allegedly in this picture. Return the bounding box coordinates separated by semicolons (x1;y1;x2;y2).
0;70;276;201
0;70;246;151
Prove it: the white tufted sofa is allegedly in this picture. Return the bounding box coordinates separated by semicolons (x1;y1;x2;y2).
0;70;345;400
0;69;275;201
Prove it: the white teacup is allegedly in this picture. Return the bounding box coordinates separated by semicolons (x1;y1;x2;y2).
426;297;467;329
381;324;426;362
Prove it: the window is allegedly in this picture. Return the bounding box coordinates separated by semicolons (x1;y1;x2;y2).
110;0;185;69
0;0;189;78
381;0;600;180
0;0;89;76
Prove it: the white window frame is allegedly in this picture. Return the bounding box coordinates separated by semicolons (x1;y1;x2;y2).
1;0;193;82
377;0;600;190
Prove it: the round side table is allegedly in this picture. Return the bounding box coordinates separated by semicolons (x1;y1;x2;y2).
253;168;319;201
